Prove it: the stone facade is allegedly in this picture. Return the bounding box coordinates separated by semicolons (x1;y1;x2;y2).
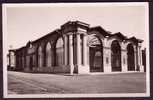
8;21;145;74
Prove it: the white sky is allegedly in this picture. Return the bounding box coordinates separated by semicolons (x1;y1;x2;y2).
4;3;149;51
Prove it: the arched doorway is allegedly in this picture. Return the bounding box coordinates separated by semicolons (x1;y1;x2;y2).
111;40;121;71
38;46;43;67
56;37;64;66
88;35;103;72
29;56;33;70
46;42;52;67
127;44;135;71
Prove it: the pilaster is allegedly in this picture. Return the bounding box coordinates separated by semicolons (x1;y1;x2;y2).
103;47;112;73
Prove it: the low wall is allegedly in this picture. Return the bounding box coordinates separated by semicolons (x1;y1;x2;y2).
24;65;71;73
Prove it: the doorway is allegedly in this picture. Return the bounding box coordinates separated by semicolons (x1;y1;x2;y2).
88;35;103;72
111;40;121;72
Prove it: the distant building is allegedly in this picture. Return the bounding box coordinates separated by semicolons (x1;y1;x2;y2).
8;21;145;74
7;50;16;70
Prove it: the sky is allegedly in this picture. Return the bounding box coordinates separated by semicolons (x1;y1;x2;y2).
4;3;149;51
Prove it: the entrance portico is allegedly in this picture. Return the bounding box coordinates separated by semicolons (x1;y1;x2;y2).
61;21;90;74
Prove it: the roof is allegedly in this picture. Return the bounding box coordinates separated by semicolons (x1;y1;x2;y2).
32;29;61;44
110;32;127;40
88;26;111;37
61;20;90;28
127;36;143;43
9;21;144;52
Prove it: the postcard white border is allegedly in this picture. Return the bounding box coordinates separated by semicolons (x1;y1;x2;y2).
2;2;150;98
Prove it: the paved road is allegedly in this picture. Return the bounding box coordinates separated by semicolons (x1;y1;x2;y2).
8;71;146;94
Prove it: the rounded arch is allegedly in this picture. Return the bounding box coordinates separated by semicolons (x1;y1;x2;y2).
45;42;52;67
88;31;105;43
56;37;64;66
88;35;103;72
127;43;135;71
108;38;122;48
125;41;135;49
111;40;121;71
38;46;43;67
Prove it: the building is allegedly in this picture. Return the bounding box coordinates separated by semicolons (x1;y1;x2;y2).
8;21;145;74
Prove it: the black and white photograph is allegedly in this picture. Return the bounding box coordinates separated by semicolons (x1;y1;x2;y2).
2;2;150;98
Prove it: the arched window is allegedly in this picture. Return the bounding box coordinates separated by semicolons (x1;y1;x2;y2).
111;40;121;71
94;51;102;69
56;38;64;66
127;43;135;71
22;56;25;68
46;42;52;67
38;46;43;67
88;35;103;72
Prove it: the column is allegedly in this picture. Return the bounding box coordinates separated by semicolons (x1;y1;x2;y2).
137;46;140;66
76;34;81;66
138;46;144;72
64;35;68;65
134;46;137;71
138;46;143;66
69;34;74;75
140;50;143;66
77;34;89;74
83;34;87;66
9;54;10;68
138;46;141;71
76;34;90;74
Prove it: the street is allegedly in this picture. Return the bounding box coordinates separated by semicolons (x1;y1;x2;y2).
8;71;146;94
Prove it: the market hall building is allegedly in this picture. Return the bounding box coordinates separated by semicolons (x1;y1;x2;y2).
8;21;145;74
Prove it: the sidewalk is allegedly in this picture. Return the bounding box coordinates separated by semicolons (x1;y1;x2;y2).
7;71;146;94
